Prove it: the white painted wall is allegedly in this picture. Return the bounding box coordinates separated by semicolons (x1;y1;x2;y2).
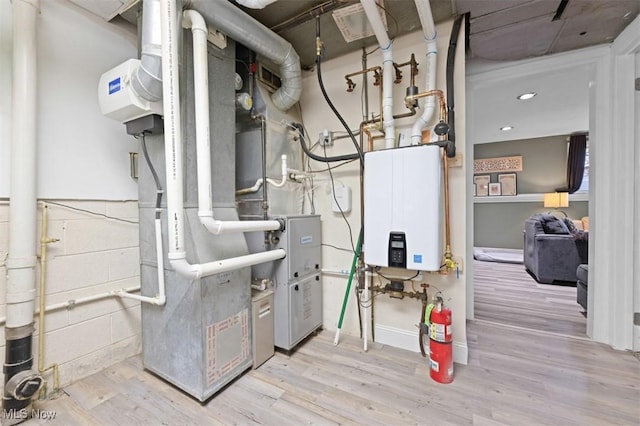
300;20;468;362
0;0;138;200
0;200;141;389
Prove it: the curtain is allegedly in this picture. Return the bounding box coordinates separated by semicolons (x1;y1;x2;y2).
556;132;587;194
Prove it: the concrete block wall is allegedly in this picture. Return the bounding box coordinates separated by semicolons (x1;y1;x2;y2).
0;200;141;391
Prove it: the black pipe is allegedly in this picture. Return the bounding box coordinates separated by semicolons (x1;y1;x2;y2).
315;16;364;167
445;14;465;158
293;123;360;163
3;335;34;416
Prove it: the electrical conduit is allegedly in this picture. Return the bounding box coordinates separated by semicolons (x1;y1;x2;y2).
160;0;285;280
411;0;438;145
183;9;283;235
4;0;44;415
361;0;395;149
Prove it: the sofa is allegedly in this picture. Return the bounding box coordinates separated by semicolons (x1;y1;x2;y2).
576;264;588;311
523;214;588;284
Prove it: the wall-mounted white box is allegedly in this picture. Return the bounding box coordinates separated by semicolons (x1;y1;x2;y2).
364;145;442;271
331;185;352;213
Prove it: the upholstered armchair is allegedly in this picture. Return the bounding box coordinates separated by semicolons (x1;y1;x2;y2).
523;214;587;284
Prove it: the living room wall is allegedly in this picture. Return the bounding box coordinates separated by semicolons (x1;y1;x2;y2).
474;135;589;249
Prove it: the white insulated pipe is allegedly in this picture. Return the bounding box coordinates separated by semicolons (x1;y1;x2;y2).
361;0;395;149
183;10;282;235
235;0;278;8
236;154;288;195
411;0;438;145
160;1;285;279
6;0;39;329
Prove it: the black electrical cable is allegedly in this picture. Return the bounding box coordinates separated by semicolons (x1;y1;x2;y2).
445;14;465;158
293;122;360;163
140;133;163;215
315;16;364;167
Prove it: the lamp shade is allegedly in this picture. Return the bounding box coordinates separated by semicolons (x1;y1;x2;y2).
544;192;569;208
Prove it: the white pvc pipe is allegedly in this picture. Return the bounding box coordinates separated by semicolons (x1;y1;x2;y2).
114;218;166;305
411;0;438;145
6;0;39;330
0;286;141;326
183;10;283;235
361;0;395;149
170;249;286;280
161;1;285;279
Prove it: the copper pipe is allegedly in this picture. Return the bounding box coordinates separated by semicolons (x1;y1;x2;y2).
442;148;453;268
394;53;419;86
393;107;417;120
345;65;381;80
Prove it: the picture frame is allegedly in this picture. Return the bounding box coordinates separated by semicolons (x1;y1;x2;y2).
473;175;490;197
498;173;517;196
489;182;502;196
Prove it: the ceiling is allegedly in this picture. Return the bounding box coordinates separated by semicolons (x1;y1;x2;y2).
73;0;638;143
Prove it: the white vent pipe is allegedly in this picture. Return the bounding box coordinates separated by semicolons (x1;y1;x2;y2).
190;0;301;112
160;0;285;279
6;0;39;331
183;9;283;235
235;0;278;9
361;0;395;148
411;0;438;145
131;0;163;102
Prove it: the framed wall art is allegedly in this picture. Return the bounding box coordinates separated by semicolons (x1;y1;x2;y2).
474;175;490;197
498;173;517;196
489;182;502;196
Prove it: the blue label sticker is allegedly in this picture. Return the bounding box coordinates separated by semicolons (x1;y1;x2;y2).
300;236;313;245
108;77;121;95
413;254;423;264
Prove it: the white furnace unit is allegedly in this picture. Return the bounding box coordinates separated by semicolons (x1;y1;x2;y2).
364;144;442;271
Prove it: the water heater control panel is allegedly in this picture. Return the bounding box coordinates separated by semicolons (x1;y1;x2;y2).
388;232;407;268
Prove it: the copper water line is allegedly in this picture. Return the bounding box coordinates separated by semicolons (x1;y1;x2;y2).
442;148;453;265
345;66;382;81
393;53;419;86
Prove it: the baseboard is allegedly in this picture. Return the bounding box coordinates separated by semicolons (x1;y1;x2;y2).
374;324;468;365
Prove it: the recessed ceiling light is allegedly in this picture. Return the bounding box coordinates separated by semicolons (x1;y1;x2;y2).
500;126;514;131
517;92;536;100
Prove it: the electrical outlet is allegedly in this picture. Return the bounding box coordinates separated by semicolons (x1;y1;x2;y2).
319;129;333;146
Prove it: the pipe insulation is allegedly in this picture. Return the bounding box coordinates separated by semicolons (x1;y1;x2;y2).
131;0;163;102
160;1;285;279
235;0;278;8
183;10;282;234
5;0;42;414
361;0;395;148
411;0;438;145
190;0;301;112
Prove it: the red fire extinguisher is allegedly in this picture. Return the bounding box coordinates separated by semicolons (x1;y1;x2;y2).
426;296;453;384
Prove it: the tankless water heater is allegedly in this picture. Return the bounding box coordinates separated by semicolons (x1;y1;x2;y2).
363;144;442;271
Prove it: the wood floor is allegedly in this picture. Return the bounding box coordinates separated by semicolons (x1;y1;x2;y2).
25;322;639;426
474;259;587;338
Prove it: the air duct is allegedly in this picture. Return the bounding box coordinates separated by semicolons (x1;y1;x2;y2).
360;0;395;148
235;0;278;9
411;0;438;145
4;0;44;417
190;0;301;112
131;0;163;102
160;0;285;280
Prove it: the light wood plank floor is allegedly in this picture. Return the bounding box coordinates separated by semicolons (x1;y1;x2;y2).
474;259;587;338
25;323;639;426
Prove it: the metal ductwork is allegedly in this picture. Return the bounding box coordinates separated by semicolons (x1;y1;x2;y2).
190;0;302;112
131;0;163;102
